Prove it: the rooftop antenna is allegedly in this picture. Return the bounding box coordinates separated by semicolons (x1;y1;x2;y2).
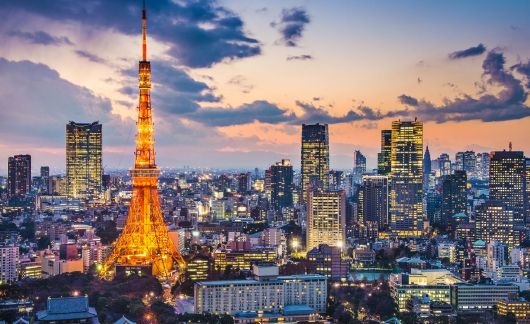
142;0;147;61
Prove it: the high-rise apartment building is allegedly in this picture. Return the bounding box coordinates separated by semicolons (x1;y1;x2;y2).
307;190;346;251
390;120;424;237
489;149;526;226
301;124;329;199
455;151;477;178
377;130;392;175
361;176;389;229
270;159;294;211
0;244;19;283
7;154;31;196
352;150;366;185
66;121;102;199
441;170;467;230
475;201;517;248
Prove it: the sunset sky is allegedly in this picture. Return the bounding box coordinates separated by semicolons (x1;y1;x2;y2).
1;0;530;174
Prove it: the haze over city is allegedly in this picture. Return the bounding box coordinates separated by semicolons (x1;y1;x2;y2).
1;0;530;173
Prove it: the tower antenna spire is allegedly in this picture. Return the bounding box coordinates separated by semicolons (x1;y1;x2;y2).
142;0;147;61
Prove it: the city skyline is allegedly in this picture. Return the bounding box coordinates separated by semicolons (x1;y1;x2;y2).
1;0;530;173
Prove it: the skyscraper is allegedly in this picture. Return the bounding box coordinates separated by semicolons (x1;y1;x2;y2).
301;123;329;199
423;146;432;175
361;176;389;230
7;154;31;197
377;130;392;175
455;151;476;178
307;189;346;251
101;4;185;279
526;158;530;224
489;149;526;226
440;170;467;230
40;166;50;195
423;146;432;191
66;121;102;199
437;153;452;176
270;159;294;211
352;150;366;185
475;201;516;248
476;152;490;181
390;120;424;237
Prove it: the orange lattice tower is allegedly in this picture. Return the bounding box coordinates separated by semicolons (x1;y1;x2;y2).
101;3;185;279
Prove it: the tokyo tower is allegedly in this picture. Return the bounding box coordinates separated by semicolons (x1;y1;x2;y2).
101;2;185;279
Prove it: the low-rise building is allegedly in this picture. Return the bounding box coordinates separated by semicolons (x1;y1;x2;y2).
390;269;461;312
213;248;276;271
194;264;327;315
352;246;375;264
496;297;530;321
187;257;210;281
36;296;98;323
307;244;349;280
450;282;519;312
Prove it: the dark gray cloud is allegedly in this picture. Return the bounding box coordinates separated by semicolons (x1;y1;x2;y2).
449;43;486;60
7;30;73;46
185;100;296;127
119;60;220;116
396;51;530;122
291;101;404;125
512;60;530;88
286;54;313;61
272;7;310;47
5;0;261;68
398;94;419;106
75;50;106;64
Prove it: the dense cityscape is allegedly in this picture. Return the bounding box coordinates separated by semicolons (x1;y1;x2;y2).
2;1;530;324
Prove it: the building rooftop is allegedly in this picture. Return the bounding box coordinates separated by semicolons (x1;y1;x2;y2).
36;296;97;321
196;274;326;287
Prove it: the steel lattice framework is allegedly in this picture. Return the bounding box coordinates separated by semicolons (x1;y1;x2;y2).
101;5;185;279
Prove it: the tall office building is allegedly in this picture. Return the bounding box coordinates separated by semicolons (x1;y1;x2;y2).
526;159;530;224
361;176;389;230
301;124;329;199
270;159;294;211
423;146;432;191
455;151;476;178
476;152;490;181
40;166;50;195
437;153;452;176
7;154;31;197
489;149;526;226
352;150;366;185
66;121;102;199
377;130;392;175
328;170;344;191
440;170;467;230
238;172;252;194
390;120;424;237
423;146;432;175
475;201;516;248
307;190;346;251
